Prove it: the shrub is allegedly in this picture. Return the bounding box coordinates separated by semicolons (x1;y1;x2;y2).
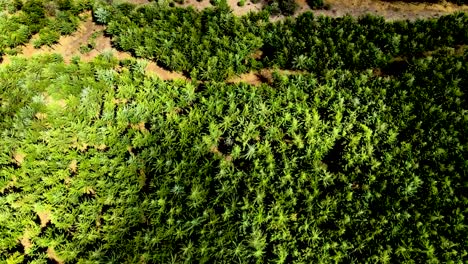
266;0;298;16
33;27;60;48
307;0;324;9
93;6;111;24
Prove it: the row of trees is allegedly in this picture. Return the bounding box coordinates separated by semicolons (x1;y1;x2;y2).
101;4;268;81
263;12;468;73
100;3;468;80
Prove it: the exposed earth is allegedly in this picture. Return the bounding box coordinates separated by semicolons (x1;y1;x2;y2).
177;0;468;20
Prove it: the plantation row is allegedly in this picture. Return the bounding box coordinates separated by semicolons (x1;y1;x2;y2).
100;3;468;80
1;45;467;262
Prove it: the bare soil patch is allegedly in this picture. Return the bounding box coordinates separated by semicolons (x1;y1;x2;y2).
228;71;263;85
227;68;305;85
47;247;64;264
302;0;468;21
146;61;187;80
176;0;468;20
20;230;33;254
177;0;214;11
13;151;26;166
227;0;264;16
37;210;52;228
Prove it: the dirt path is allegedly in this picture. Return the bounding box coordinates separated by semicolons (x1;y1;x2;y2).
1;12;185;81
177;0;214;11
175;0;468;20
306;0;468;21
227;69;305;85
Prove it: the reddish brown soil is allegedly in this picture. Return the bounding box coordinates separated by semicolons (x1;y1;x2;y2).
176;0;468;20
308;0;468;21
227;69;305;86
146;61;187;81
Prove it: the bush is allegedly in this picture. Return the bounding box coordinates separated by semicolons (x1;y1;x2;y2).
307;0;324;9
57;0;72;10
266;0;298;16
33;27;60;48
93;6;111;24
278;0;298;15
12;0;23;11
104;6;265;81
116;2;135;15
20;0;48;33
22;0;46;22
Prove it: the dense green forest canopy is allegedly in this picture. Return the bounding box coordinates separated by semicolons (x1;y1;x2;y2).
1;0;468;263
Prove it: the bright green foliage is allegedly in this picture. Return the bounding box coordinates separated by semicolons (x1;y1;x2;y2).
1;2;468;263
0;47;467;262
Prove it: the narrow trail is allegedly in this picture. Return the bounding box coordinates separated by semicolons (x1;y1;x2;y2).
0;12;185;81
173;0;468;20
279;0;468;21
227;69;306;86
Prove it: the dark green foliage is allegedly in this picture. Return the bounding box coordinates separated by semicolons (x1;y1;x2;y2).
12;0;24;11
22;0;46;19
115;2;135;15
21;0;47;32
57;0;73;10
262;12;468;73
105;5;268;81
307;0;324;9
275;0;298;15
264;0;298;15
